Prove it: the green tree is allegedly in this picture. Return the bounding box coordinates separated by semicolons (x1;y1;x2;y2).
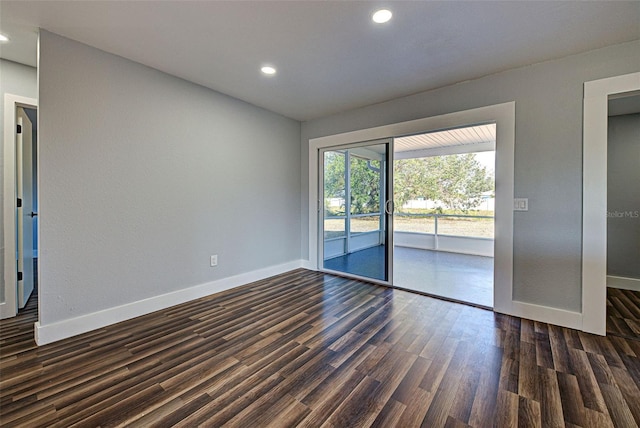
324;151;345;199
323;151;381;215
349;155;380;214
325;151;493;215
394;153;494;212
393;158;436;209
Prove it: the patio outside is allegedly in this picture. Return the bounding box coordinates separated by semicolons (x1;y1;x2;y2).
322;124;496;307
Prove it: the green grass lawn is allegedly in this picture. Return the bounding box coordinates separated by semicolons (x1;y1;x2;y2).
324;210;494;239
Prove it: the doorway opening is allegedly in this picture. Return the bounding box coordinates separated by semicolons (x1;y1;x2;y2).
308;102;514;317
16;107;38;313
393;124;496;308
583;72;640;336
605;92;640;341
317;125;497;308
1;95;38;320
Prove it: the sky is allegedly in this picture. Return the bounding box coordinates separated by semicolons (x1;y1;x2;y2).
474;151;495;174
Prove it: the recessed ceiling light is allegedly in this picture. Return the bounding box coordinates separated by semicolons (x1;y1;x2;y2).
0;33;9;43
372;9;392;24
261;66;277;76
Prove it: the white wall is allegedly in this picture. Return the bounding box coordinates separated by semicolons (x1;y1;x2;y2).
301;40;640;314
0;59;38;302
38;32;301;331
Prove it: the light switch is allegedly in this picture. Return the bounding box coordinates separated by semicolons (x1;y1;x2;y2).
514;198;528;211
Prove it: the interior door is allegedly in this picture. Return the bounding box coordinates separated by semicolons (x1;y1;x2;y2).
16;107;34;309
320;139;394;284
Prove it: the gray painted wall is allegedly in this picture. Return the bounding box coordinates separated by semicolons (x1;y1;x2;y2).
0;59;38;301
38;31;301;325
301;40;640;313
607;113;640;279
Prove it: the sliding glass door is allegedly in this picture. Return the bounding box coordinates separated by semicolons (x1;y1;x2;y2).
319;139;393;284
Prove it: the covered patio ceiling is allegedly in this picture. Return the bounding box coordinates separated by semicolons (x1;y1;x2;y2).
395;123;496;159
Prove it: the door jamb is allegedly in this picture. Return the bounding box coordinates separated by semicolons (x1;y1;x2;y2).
2;94;38;319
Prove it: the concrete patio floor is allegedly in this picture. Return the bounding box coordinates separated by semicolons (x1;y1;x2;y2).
324;245;494;308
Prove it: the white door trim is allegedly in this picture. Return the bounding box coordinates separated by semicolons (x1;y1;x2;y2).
2;94;38;319
582;72;640;335
308;102;515;314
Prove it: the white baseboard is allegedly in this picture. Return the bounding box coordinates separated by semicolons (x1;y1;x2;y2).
497;300;583;331
34;259;305;345
607;275;640;291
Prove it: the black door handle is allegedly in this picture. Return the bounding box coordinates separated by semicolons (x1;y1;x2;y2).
30;212;38;218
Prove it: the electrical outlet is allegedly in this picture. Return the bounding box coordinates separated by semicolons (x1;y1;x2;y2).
514;198;529;211
210;255;218;267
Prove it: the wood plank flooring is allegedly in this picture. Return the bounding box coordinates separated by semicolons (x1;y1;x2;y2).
1;269;639;427
607;287;640;341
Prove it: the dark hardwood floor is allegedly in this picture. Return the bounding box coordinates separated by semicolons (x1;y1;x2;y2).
607;287;640;341
1;269;639;427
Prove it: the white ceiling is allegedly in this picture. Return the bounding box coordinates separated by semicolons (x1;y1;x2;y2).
1;1;638;121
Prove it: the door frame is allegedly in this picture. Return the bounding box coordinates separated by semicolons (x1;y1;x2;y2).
582;72;640;335
308;102;515;315
318;138;394;286
2;94;38;319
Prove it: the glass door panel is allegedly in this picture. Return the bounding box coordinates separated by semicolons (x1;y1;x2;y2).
320;140;393;284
